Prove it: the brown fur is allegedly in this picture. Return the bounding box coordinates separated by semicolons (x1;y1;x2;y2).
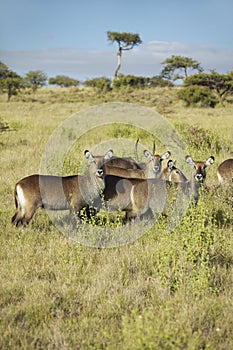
11;151;110;227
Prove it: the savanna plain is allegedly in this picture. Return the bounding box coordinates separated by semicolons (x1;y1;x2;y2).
0;87;233;349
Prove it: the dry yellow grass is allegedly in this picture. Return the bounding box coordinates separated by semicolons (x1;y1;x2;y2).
0;87;233;349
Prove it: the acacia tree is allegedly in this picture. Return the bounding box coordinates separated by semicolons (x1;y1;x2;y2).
107;31;142;79
0;61;9;79
0;61;22;101
184;70;233;105
24;70;47;92
161;55;203;82
49;75;80;88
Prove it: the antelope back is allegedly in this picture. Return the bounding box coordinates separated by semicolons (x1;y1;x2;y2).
104;164;146;179
217;158;233;185
104;156;139;170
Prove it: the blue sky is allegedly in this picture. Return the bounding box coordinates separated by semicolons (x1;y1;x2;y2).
0;0;232;80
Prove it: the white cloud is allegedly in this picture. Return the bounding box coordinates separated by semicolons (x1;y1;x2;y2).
0;41;232;81
125;41;233;74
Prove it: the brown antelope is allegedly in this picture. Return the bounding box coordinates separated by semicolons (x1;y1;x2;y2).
102;159;183;222
103;155;215;222
163;156;215;206
103;148;171;179
103;175;166;221
103;150;139;170
11;150;112;227
104;164;146;179
134;139;171;178
217;158;233;185
184;155;215;204
164;160;188;183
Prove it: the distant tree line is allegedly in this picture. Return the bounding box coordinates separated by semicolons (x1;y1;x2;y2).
0;55;232;106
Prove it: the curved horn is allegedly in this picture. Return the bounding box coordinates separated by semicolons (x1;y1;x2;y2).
135;138;139;162
152;141;156;154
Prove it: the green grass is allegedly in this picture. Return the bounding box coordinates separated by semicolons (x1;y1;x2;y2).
0;88;233;349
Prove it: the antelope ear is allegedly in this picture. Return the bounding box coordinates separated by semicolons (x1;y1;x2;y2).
104;149;114;160
167;159;174;170
84;150;94;161
161;151;171;161
185;155;195;167
144;150;154;161
204;156;215;167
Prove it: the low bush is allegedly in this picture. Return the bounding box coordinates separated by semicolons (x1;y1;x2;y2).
177;85;218;107
175;123;224;154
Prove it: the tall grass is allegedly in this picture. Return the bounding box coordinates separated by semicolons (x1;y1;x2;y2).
0;88;233;349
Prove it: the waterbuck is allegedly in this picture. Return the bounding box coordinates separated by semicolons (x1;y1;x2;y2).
103;175;166;221
102;159;182;222
164;160;188;183
217;158;233;185
103;147;171;180
103;155;215;222
102;150;139;170
161;156;215;207
184;155;215;204
134;139;171;178
11;150;112;227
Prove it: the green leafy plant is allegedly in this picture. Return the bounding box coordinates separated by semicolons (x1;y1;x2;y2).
84;76;112;92
177;85;217;107
175;123;224;154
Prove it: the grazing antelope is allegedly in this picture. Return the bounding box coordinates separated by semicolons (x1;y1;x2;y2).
217;158;233;185
11;150;112;227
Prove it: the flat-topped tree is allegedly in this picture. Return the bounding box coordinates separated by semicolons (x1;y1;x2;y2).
107;31;142;79
184;70;233;105
161;55;203;82
24;70;47;93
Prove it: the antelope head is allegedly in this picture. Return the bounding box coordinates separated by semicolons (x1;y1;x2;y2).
167;160;188;182
144;149;171;177
84;149;113;178
185;155;215;183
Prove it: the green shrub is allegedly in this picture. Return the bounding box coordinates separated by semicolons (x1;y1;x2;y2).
177;85;217;107
149;76;174;87
83;77;112;92
175;123;223;154
112;74;149;89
